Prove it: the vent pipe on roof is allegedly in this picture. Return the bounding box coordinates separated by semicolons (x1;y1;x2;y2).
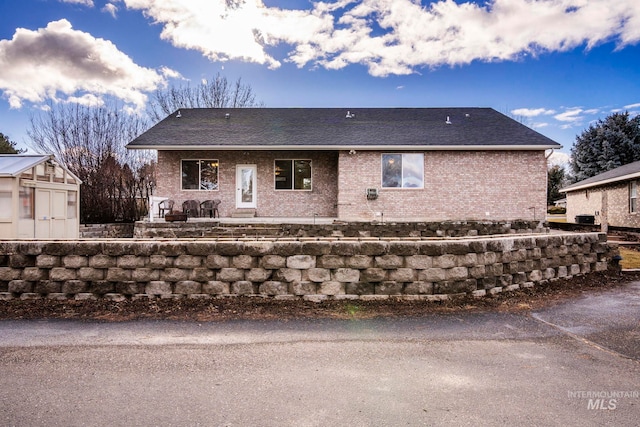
225;113;230;119
176;110;181;118
445;116;452;124
346;111;355;119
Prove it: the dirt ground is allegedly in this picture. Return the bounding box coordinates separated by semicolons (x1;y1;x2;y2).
0;270;636;322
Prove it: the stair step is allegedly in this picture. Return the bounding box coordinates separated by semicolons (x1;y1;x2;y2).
231;209;257;218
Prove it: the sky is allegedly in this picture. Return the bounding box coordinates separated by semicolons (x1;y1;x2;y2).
1;0;640;165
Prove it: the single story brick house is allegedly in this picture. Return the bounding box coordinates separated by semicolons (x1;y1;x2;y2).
126;108;560;221
561;160;640;228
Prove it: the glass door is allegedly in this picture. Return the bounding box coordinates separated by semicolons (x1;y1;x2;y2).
236;164;257;209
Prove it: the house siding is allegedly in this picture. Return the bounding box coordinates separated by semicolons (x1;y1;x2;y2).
338;150;547;221
156;150;338;217
566;181;640;227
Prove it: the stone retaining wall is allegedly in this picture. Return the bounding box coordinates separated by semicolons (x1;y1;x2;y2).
80;223;135;239
0;233;609;302
135;220;547;239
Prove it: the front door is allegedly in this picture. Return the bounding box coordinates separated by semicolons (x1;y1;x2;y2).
236;164;257;209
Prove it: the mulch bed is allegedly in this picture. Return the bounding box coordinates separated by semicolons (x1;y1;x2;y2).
0;271;636;322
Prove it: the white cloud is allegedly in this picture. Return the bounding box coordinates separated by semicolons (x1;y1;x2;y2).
624;103;640;109
60;0;94;6
121;0;640;76
532;122;549;128
511;108;555;117
554;108;584;123
0;19;172;109
102;3;118;18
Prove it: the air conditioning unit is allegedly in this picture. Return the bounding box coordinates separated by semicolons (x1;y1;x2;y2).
366;188;379;200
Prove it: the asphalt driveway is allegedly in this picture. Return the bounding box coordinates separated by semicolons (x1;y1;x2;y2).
1;282;639;426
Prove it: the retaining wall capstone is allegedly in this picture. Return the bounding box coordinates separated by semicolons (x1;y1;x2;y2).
0;233;610;302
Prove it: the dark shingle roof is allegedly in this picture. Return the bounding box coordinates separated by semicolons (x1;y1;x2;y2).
561;160;640;193
127;107;561;150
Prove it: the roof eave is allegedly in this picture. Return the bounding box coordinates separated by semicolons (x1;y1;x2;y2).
561;171;640;193
127;144;561;151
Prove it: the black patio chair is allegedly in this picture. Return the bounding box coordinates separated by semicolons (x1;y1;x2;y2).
200;199;221;218
182;199;200;218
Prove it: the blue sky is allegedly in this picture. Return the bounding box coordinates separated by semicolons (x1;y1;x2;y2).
1;0;640;164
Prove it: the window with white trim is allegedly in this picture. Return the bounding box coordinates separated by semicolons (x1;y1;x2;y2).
274;160;312;190
181;160;219;190
381;153;424;188
631;181;637;213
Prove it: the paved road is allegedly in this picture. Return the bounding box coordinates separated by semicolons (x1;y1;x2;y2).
1;282;639;426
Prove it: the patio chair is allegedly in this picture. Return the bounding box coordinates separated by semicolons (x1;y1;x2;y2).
158;199;174;217
182;199;200;218
200;199;221;218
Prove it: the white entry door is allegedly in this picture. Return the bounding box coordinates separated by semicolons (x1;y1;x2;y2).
236;164;257;209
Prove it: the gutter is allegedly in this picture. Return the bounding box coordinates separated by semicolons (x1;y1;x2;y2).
127;144;562;151
560;171;640;193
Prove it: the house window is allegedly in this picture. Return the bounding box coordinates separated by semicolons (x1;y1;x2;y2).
181;160;219;190
381;153;424;188
631;181;637;213
275;160;312;190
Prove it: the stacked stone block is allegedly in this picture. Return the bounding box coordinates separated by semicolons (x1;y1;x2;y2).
0;233;610;301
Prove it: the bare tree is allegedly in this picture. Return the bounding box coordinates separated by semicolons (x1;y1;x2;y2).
27;102;156;223
148;73;262;121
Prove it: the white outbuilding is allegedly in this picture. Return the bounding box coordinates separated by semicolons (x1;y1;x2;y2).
0;154;81;239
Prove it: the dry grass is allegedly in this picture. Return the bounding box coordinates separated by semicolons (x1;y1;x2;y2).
619;247;640;269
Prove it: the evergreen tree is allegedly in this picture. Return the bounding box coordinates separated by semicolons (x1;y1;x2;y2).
570;112;640;182
547;164;566;205
0;132;25;154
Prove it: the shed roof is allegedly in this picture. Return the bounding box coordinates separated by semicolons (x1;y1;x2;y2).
0;154;53;177
561;160;640;193
127;107;562;151
0;154;82;183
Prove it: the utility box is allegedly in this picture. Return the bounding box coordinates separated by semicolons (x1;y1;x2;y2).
575;214;595;224
366;188;379;200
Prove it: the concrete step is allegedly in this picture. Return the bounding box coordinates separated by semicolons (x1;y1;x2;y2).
231;209;257;218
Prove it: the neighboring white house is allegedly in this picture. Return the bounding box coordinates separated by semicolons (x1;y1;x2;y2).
0;154;81;239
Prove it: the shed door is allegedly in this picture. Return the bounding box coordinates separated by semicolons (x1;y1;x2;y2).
51;190;66;238
36;189;67;238
35;189;51;238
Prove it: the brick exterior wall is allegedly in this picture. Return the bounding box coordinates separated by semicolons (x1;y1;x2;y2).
566;181;640;227
0;233;611;301
338;150;547;221
156;150;338;217
566;189;603;225
156;149;547;221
